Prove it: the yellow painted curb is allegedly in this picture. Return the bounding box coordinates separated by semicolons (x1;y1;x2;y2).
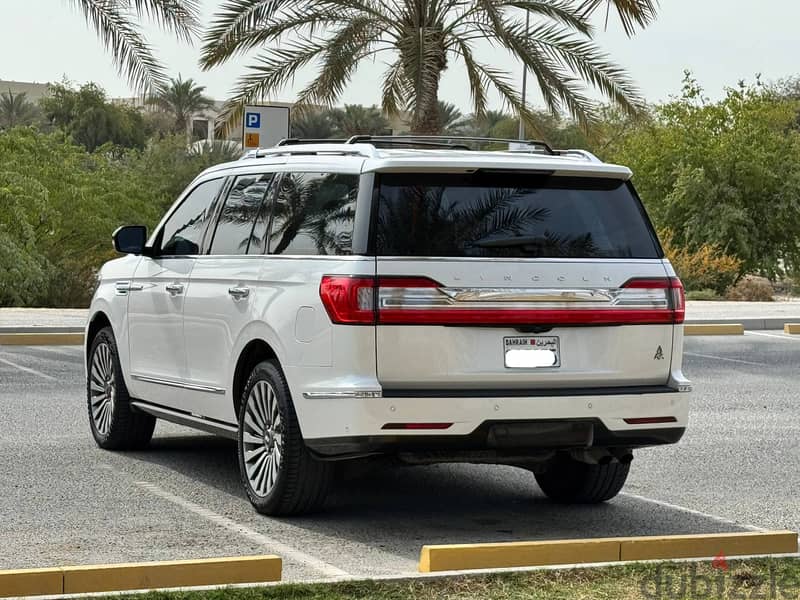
684;324;744;336
0;556;281;597
620;531;797;561
784;323;800;334
419;531;798;573
63;555;282;594
419;539;621;573
0;568;63;598
0;332;84;346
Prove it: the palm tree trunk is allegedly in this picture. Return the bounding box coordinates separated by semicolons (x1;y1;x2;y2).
409;76;442;135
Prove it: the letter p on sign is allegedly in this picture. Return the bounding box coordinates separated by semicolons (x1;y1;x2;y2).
246;112;261;128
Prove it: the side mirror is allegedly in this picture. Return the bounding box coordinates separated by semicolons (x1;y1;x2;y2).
113;225;147;254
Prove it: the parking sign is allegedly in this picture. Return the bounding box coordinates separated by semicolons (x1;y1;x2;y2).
242;105;290;149
245;112;261;128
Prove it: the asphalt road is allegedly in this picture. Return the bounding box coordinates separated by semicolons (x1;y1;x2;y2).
1;333;798;581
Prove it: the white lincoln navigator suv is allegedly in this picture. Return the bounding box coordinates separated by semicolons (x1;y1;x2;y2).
85;136;691;515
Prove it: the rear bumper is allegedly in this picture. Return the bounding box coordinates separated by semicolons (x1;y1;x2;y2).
299;385;690;457
306;420;685;457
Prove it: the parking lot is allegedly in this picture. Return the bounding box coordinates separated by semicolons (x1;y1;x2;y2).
1;333;798;582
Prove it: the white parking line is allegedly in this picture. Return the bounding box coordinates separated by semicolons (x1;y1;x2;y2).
621;492;765;532
0;356;56;380
30;345;85;356
683;351;766;366
134;480;351;579
746;331;800;341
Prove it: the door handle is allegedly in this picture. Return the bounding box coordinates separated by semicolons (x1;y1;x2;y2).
115;281;143;294
228;286;250;300
165;282;184;296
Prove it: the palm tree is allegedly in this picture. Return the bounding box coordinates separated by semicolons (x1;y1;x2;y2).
0;90;38;129
201;0;656;134
329;105;391;136
290;109;337;139
148;75;215;135
69;0;200;91
460;110;514;137
437;101;466;135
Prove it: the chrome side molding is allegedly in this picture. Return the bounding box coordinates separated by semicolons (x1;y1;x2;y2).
131;373;225;395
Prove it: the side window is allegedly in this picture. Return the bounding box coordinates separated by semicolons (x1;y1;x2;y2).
268;172;358;255
209;173;274;255
159;178;224;256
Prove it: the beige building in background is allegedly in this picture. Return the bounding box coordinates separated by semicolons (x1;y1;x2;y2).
0;80;50;101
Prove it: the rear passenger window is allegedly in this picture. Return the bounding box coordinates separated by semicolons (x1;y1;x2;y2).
375;173;661;259
209;173;274;255
268;172;358;255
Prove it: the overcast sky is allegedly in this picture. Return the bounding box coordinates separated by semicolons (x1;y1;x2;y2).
1;0;797;111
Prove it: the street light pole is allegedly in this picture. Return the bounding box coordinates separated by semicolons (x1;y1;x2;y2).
517;9;530;140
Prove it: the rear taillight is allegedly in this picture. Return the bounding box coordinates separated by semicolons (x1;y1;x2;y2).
320;275;686;326
319;276;375;324
619;277;685;324
671;277;686;324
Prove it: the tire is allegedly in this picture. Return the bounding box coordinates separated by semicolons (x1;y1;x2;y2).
534;452;630;504
87;326;155;450
237;360;333;515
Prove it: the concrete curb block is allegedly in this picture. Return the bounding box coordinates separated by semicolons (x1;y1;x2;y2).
0;568;63;598
684;323;744;336
688;317;800;331
784;323;800;334
0;333;84;346
418;531;798;573
0;555;282;598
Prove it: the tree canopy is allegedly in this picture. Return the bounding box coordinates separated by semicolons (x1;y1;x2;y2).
40;82;148;151
606;74;800;277
201;0;656;134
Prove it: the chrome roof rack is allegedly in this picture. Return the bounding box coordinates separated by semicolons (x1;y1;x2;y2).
240;142;379;159
346;135;555;154
239;136;602;163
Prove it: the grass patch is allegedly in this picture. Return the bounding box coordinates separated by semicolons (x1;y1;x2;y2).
83;558;800;600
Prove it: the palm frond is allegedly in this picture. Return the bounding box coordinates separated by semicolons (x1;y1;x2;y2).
381;58;413;117
200;0;285;68
450;38;489;120
577;0;658;36
129;0;202;41
498;0;592;35
201;2;347;69
70;0;164;91
215;38;330;135
295;17;385;107
515;20;644;114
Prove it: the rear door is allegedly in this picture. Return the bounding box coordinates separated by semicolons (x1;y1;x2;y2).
182;170;277;423
372;171;682;392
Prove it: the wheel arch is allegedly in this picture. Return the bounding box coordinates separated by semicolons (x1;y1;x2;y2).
86;311;112;363
232;339;280;418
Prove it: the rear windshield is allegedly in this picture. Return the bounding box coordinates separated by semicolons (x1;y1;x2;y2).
374;172;661;259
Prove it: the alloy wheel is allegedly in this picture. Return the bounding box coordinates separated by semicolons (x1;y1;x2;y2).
89;342;116;435
242;380;284;497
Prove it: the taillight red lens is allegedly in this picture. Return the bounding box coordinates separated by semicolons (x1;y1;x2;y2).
319;276;375;324
670;277;686;324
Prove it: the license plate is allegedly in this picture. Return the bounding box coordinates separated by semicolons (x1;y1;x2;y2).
503;336;560;368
